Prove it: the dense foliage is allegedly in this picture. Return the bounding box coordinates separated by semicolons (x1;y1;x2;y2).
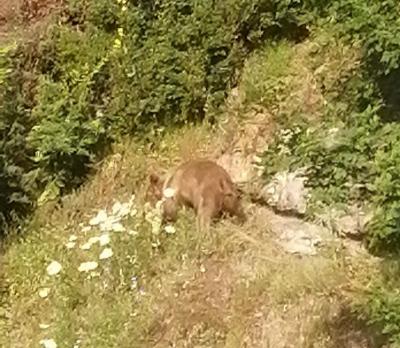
352;259;400;345
262;0;400;253
0;0;309;231
257;1;400;344
0;42;37;229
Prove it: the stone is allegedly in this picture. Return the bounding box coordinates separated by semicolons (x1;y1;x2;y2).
317;205;373;239
260;169;309;215
258;207;331;256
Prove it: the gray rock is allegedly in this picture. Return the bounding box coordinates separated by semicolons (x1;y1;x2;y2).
259;207;331;256
260;170;309;215
317;206;373;239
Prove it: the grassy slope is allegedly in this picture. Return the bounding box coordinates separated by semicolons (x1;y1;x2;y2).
1;28;387;348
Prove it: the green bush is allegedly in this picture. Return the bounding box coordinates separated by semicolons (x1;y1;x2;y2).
261;0;400;252
353;260;400;345
366;123;400;252
261;65;400;255
255;4;400;341
27;26;112;189
331;0;400;74
0;43;37;229
99;0;311;131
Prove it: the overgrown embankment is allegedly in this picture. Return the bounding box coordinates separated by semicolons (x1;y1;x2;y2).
2;0;400;346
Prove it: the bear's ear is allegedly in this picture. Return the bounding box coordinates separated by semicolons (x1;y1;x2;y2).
219;178;234;196
148;172;164;201
149;172;161;186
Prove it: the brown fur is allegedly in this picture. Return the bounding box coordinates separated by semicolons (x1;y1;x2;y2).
148;160;246;231
146;172;164;204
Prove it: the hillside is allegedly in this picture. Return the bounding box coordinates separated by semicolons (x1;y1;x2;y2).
2;1;400;347
1;95;385;347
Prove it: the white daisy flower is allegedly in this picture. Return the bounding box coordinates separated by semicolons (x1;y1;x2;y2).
78;261;98;272
111;222;125;232
118;204;131;217
112;200;131;217
164;225;176;234
99;248;113;260
88;236;100;244
80;236;100;250
112;201;122;214
98;233;110;246
99;220;113;232
40;338;57;348
80;242;92;250
65;241;76;249
99;215;121;230
46;261;62;276
89;210;108;226
38;288;50;298
151;219;162;235
81;226;91;233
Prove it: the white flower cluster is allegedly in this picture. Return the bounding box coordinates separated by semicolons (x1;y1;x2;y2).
38;191;178;346
39;195;138;348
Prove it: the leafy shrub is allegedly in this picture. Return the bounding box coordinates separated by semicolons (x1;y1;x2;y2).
262;108;379;210
260;1;400;253
0;43;37;229
330;0;400;74
240;42;294;110
98;0;312;132
329;0;400;125
28;26;112;189
261;65;400;254
256;3;400;345
353;260;400;345
366;123;400;252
